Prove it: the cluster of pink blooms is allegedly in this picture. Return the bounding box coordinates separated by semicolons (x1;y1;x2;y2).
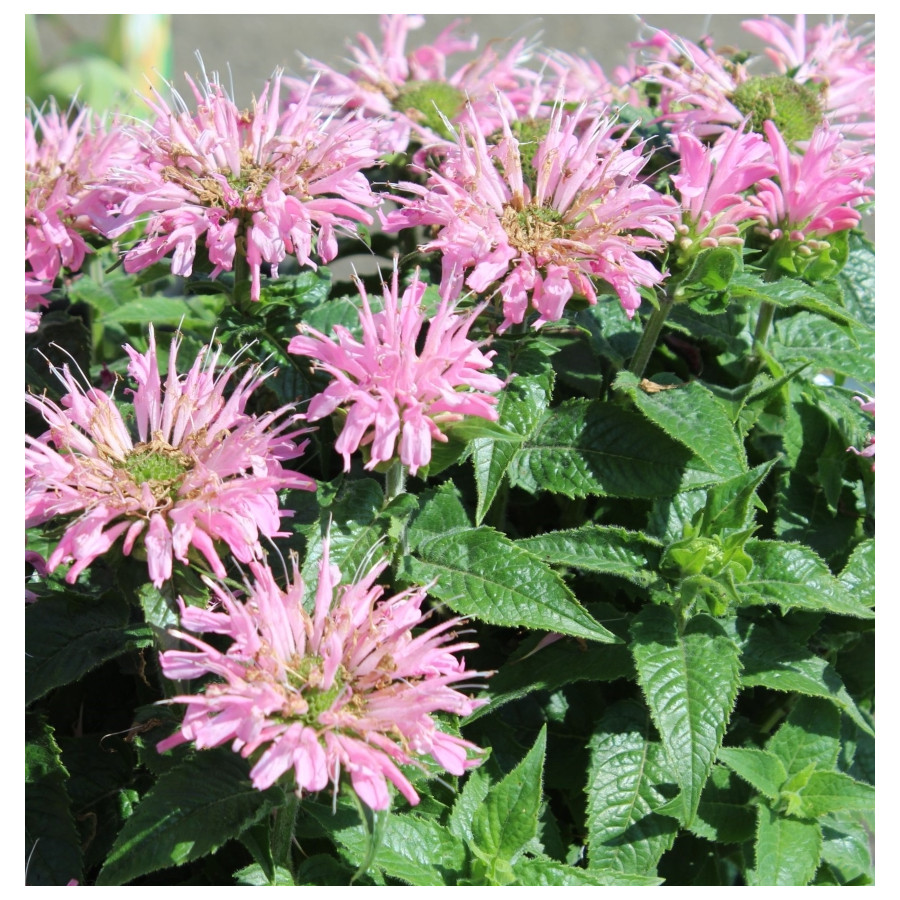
24;13;876;814
289;263;504;475
158;541;486;810
25;101;135;332
26;327;314;587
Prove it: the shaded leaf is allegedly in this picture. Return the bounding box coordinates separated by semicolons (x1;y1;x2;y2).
508;399;718;499
25;714;82;886
97;749;282;885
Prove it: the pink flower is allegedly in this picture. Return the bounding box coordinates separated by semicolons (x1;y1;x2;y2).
748;121;873;245
671;127;775;256
158;541;487;811
639;19;873;148
26;327;315;588
848;395;875;470
741;15;874;144
383;102;678;328
288;262;504;475
287;14;537;154
25;102;135;330
109;72;381;301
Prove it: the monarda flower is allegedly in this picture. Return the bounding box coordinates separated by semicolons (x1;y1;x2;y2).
638;23;854;147
741;15;874;146
25;327;314;588
288;263;504;476
108;71;382;300
748;120;873;249
157;543;487;811
383;103;678;329
25;102;135;331
287;14;537;154
670;127;776;263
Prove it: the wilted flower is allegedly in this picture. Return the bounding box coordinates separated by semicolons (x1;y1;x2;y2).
384;102;678;328
158;542;487;811
108;71;382;300
26;327;314;588
848;395;875;470
288;263;504;475
25;101;135;330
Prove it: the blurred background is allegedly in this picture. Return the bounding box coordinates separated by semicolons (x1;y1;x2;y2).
27;13;875;109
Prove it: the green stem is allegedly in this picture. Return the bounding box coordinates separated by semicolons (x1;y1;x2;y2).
232;243;253;314
384;459;407;502
271;794;300;875
628;289;677;379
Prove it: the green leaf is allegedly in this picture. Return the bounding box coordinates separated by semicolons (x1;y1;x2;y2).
403;528;618;642
234;864;296;885
25;714;82;886
740;540;873;618
752;806;822;886
717;747;787;800
473;370;552;523
509;398;717;499
299;478;415;602
470;632;634;721
692;460;776;537
585;701;678;874
26;592;155;705
767;697;841;778
405;482;470;551
97;748;282;885
689;763;755;844
98;294;222;328
470;726;547;883
835;231;875;328
739;619;871;733
629;607;742;824
820;810;875;883
448;767;492;843
615;371;747;478
512;857;661;885
331;812;466;886
839;540;874;609
729;272;867;329
516;525;663;588
772;312;874;383
793;772;875;818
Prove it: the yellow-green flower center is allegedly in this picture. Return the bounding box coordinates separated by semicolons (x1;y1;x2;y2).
284;654;348;725
731;75;824;144
124;446;189;484
394;80;466;138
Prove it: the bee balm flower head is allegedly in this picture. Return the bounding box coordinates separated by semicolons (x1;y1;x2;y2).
288;262;505;475
26;327;315;588
158;543;487;810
